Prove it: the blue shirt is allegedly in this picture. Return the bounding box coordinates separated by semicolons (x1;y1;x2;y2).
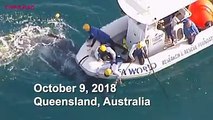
134;48;144;56
183;19;199;39
88;26;112;44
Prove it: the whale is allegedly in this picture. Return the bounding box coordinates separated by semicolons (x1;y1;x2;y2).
37;37;82;78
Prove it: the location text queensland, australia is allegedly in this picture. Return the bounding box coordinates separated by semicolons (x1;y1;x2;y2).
33;84;151;107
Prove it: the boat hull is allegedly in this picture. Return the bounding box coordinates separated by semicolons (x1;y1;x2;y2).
76;21;213;80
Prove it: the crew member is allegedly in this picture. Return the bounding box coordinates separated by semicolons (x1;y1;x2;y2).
183;18;199;44
83;23;128;53
128;41;148;65
163;14;175;44
94;44;116;62
96;61;122;84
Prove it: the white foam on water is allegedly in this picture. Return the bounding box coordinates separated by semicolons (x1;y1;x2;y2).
0;25;60;66
0;12;78;67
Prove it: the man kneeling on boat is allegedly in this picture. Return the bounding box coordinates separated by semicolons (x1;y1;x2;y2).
83;23;128;53
94;44;116;62
128;41;148;65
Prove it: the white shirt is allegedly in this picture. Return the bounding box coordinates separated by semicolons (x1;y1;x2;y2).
129;41;148;60
94;46;116;61
96;62;121;79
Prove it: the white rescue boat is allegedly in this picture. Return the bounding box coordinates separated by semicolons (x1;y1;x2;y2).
76;0;213;80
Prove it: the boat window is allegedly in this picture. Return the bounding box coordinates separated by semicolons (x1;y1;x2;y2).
176;11;184;21
176;8;191;21
157;20;164;30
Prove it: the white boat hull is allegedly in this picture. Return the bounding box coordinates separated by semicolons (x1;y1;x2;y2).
76;18;213;80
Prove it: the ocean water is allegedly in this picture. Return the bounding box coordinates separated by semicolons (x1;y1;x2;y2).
0;0;213;120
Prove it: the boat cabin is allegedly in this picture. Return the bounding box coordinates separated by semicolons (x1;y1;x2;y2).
113;0;196;56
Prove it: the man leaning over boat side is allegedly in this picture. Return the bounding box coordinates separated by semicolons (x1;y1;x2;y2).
82;23;128;53
182;18;199;44
94;44;116;62
96;60;122;84
128;41;148;65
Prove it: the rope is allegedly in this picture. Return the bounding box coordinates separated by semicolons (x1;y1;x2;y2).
145;53;169;99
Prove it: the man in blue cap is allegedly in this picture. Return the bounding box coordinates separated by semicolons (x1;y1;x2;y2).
83;23;128;53
183;18;199;44
83;23;111;47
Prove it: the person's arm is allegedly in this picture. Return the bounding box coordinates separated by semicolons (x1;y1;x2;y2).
89;38;97;47
88;35;94;40
106;47;116;62
129;44;136;61
87;34;96;47
86;28;93;40
87;27;94;40
111;64;122;81
114;70;121;79
94;47;100;60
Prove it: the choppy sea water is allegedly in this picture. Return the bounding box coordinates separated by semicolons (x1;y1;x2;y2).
0;0;212;120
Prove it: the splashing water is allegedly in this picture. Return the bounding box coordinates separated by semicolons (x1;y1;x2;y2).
0;12;88;82
0;13;78;67
0;26;51;65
